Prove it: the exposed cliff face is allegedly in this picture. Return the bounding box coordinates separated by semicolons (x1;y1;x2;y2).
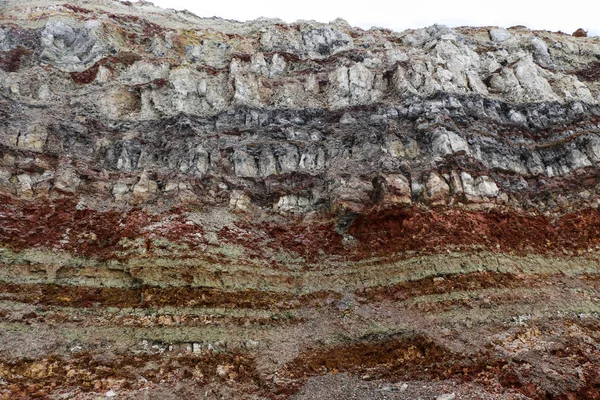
2;1;600;399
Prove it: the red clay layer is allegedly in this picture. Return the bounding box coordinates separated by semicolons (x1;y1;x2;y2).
3;194;600;263
1;351;264;399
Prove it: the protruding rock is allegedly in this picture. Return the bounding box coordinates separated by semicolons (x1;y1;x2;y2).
382;174;412;206
340;113;356;124
448;171;463;195
274;195;312;213
40;20;107;71
431;128;470;157
332;177;374;213
425;172;450;205
259;148;278;177
461;172;499;202
233;150;259;178
132;171;158;202
514;56;556;101
112;182;130;201
15;174;34;199
230;190;251;212
277;145;300;174
301;25;354;57
489;27;511;42
269;53;287;78
16;125;48;151
195;146;210;177
54;166;81;193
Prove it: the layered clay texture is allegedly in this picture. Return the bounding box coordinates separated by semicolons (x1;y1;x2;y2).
2;1;600;398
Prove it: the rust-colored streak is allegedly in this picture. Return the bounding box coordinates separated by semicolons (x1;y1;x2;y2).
0;351;263;398
70;64;99;84
0;47;31;73
0;283;335;310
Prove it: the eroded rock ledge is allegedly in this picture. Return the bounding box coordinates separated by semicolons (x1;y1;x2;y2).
3;1;600;399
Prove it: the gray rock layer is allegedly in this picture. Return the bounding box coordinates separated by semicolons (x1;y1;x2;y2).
2;0;600;215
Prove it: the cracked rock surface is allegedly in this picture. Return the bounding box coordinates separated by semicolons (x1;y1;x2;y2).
2;1;600;399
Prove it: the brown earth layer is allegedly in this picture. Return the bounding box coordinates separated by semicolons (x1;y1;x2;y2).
3;195;600;264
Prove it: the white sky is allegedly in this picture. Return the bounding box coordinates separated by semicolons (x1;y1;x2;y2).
145;0;600;37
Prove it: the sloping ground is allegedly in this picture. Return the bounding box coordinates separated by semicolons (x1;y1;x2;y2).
2;0;600;398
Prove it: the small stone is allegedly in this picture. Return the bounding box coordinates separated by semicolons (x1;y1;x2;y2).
399;383;408;392
431;128;470;157
192;343;202;354
489;27;511;42
157;315;173;326
112;182;129;200
340;113;356;124
216;364;234;377
436;394;456;400
105;390;117;398
181;343;192;353
509;109;527;125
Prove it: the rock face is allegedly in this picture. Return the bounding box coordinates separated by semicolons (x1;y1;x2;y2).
2;2;600;218
2;1;600;399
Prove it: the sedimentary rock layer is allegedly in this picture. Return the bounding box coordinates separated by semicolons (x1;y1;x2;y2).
2;0;600;398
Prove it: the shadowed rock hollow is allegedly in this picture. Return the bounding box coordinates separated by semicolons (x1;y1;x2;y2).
2;1;600;399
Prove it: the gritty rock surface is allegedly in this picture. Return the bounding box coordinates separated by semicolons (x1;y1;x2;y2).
2;1;600;399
